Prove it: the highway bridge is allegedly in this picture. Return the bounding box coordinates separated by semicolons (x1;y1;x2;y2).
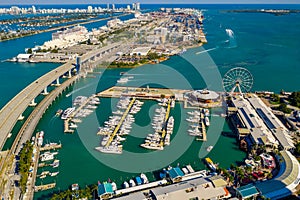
0;42;121;151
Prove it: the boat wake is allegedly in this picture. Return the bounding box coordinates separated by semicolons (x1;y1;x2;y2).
49;115;57;126
66;83;94;97
264;43;286;48
225;28;237;48
195;47;219;55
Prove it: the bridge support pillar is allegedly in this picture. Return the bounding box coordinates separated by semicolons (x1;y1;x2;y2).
42;87;49;95
55;78;60;86
68;70;72;78
29;99;37;107
18;114;24;120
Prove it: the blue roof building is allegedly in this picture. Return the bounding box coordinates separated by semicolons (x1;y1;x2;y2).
98;182;114;199
236;184;260;199
168;167;184;183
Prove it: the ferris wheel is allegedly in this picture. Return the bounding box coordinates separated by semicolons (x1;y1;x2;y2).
223;67;253;94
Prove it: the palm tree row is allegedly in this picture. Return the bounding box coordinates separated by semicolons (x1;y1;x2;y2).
18;140;34;194
50;184;98;200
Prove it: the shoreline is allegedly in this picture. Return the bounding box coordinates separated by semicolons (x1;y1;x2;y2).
0;13;131;43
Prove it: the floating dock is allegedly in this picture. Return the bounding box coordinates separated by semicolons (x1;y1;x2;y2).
34;183;56;192
40;143;62;151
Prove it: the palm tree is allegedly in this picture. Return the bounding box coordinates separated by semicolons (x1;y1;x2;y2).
91;184;98;199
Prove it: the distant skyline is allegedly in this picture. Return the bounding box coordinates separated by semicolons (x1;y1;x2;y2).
0;0;299;5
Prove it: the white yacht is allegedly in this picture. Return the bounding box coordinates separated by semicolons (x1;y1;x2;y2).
117;77;129;84
140;173;149;184
123;181;129;188
129;179;136;187
204;116;210;126
61;107;76;120
206;145;213;152
95;145;122;154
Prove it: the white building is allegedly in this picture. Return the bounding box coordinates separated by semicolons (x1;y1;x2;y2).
32;6;36;14
136;2;141;10
87;6;93;13
130;47;151;56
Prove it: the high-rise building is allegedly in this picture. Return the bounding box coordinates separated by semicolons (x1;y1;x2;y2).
136;2;140;10
112;4;115;11
87;6;93;13
127;5;131;10
32;5;36;14
10;6;20;15
107;3;109;10
132;3;136;11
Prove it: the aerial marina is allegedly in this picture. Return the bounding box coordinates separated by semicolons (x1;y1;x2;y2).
0;2;300;200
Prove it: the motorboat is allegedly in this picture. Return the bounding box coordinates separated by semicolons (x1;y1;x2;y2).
206;145;213;152
61;107;76;120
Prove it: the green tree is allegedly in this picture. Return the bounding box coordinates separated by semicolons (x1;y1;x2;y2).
278;103;291;114
290;91;300;108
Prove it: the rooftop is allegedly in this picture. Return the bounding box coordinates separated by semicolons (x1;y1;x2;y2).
188;89;219;100
151;176;227;200
255;150;300;199
236;184;260;199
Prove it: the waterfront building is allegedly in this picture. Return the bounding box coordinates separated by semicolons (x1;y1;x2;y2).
167;167;184;183
112;4;116;11
98;182;114;199
150;177;230;200
16;53;32;62
238;150;300;200
230;95;279;149
184;89;221;108
247;95;294;150
130;47;151;56
236;184;260;200
52;25;88;40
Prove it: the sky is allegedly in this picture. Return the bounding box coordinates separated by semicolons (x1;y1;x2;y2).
0;0;299;5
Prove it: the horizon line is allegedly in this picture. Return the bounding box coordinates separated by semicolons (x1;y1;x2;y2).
1;3;300;5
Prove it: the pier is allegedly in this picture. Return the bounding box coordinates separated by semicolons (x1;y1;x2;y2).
40;143;62;151
105;98;136;147
159;100;171;147
97;86;188;101
63;94;98;133
34;183;56;192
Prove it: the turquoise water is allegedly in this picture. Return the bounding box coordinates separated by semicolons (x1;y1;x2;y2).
0;4;299;199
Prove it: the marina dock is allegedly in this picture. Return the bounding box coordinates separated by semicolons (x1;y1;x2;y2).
97;86;188;101
159;100;171;147
64;94;99;133
105;98;136;147
40;143;62;151
34;183;56;192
